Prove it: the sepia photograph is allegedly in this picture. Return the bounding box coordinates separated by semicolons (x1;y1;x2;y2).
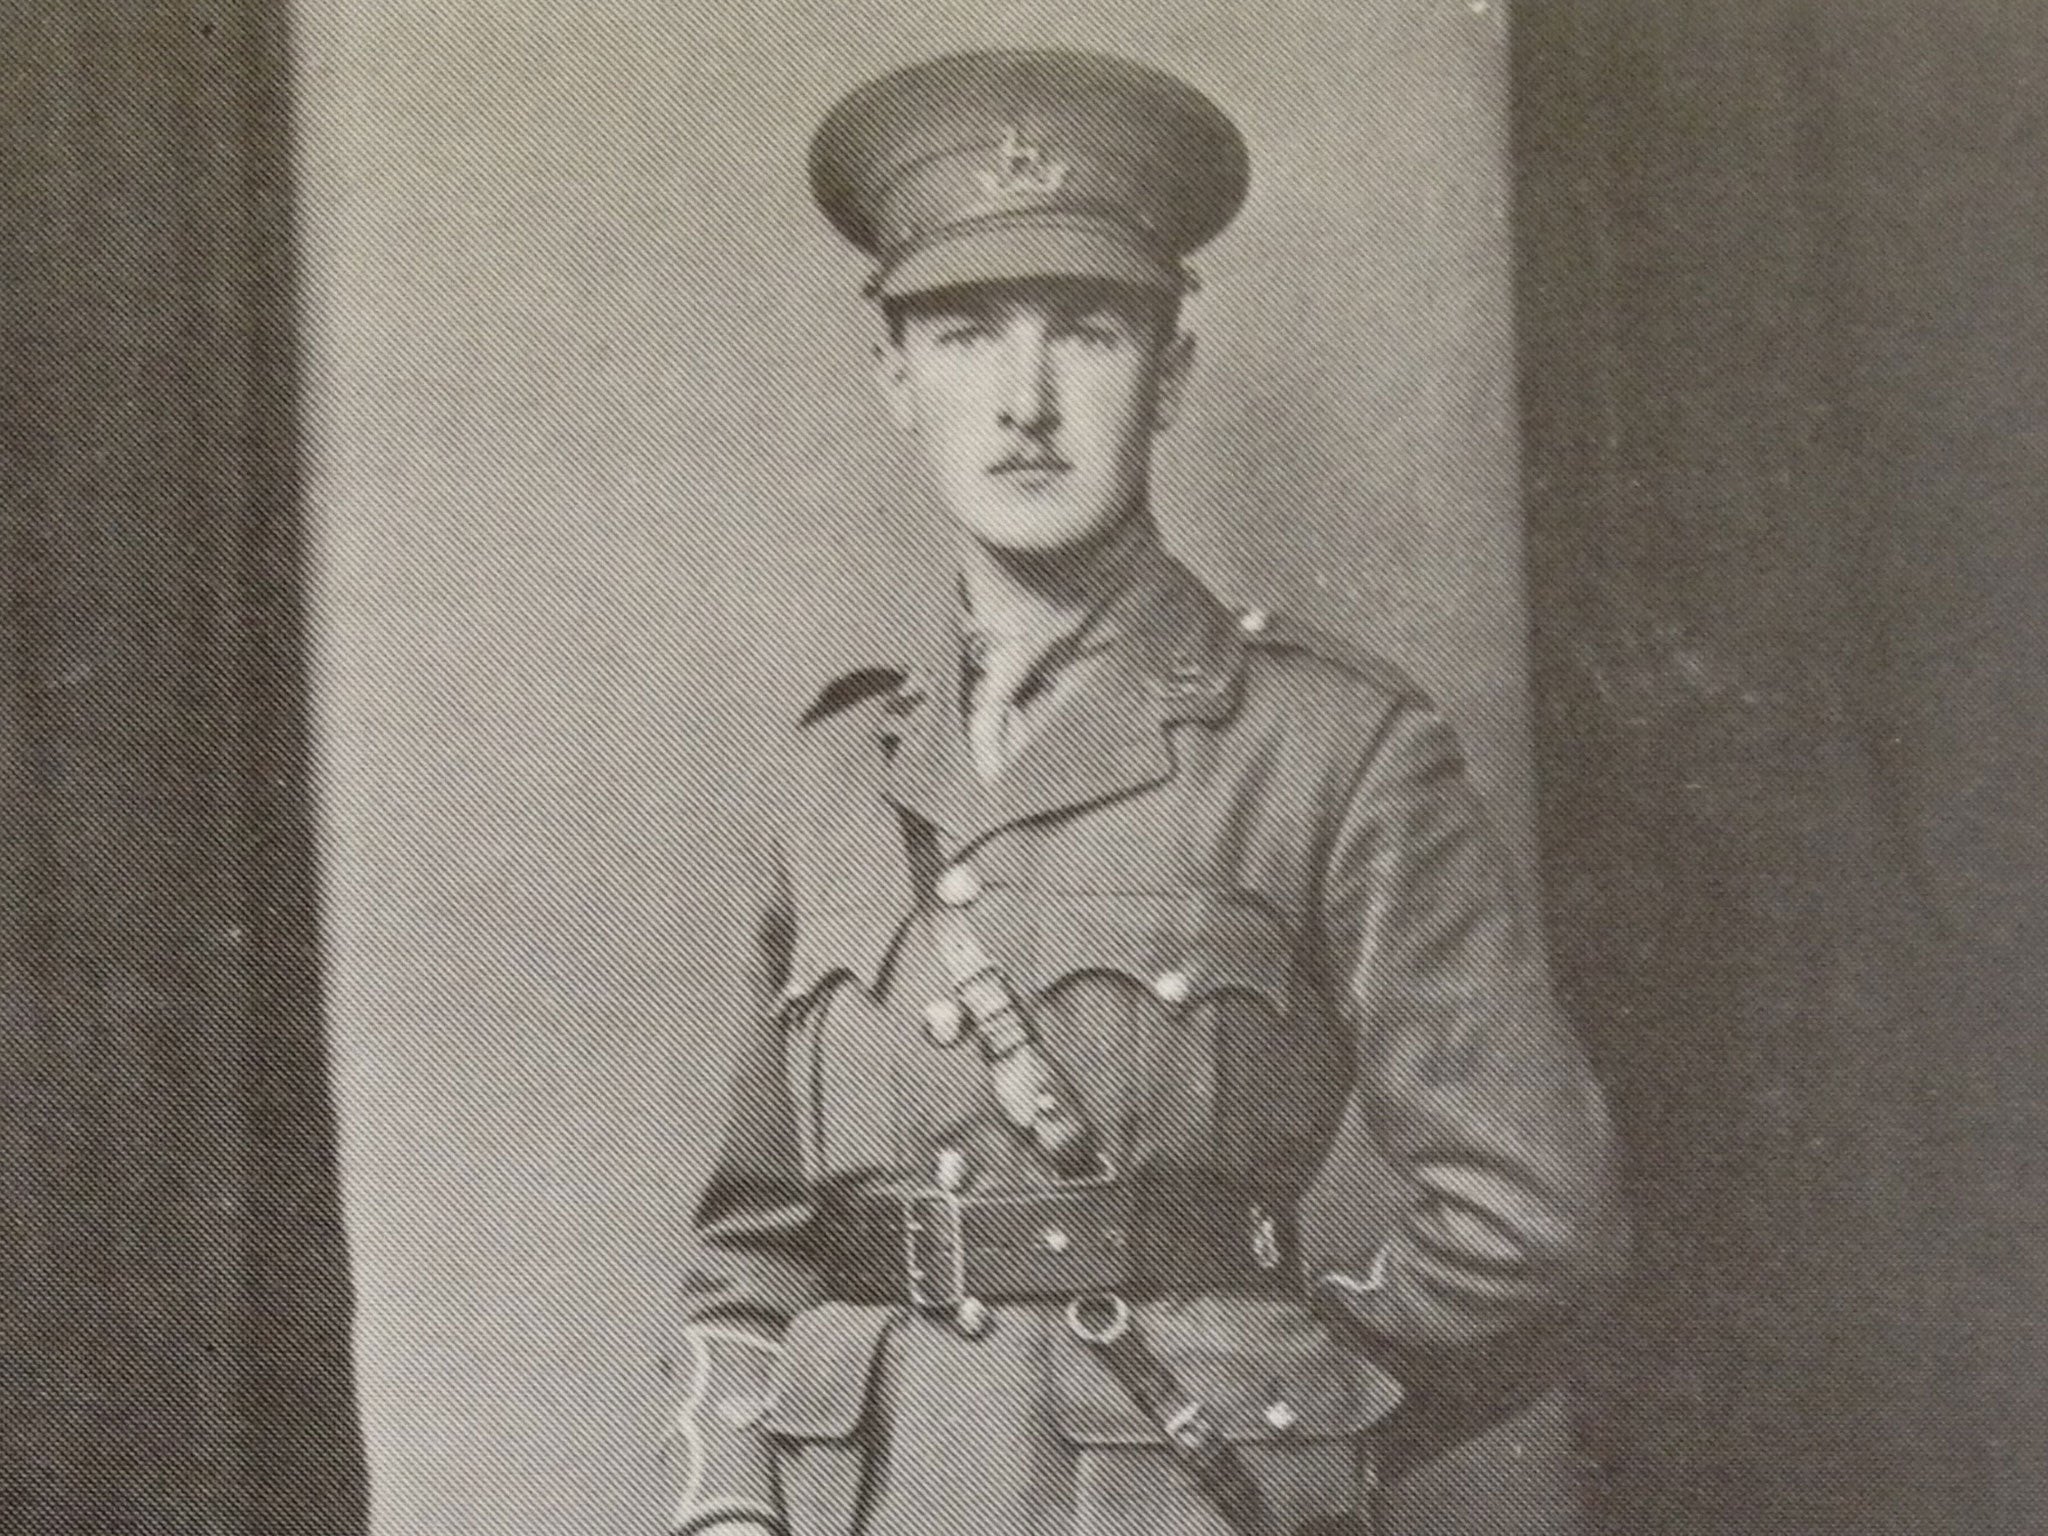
2;3;2042;1534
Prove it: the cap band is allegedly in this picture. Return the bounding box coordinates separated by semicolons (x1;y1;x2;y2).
870;209;1185;299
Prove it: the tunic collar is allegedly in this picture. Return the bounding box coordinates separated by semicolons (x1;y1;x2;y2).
879;529;1244;846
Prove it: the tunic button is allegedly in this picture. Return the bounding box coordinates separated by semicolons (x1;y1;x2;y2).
1263;1400;1299;1433
954;1296;993;1338
1237;605;1272;636
1152;969;1193;1006
716;1394;769;1430
934;1147;969;1193
934;863;982;907
922;996;965;1046
1251;1213;1282;1270
1040;1227;1072;1255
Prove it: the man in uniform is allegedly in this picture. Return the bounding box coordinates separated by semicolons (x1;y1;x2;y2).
668;49;1625;1536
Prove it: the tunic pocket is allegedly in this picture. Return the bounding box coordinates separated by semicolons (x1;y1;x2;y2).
782;907;906;1018
758;1304;896;1536
1022;891;1347;1176
1027;890;1296;1015
780;908;912;1180
1050;1295;1402;1536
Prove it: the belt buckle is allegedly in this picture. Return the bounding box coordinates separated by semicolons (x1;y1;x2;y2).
900;1189;967;1309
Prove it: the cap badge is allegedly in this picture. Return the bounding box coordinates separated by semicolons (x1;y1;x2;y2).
979;126;1067;201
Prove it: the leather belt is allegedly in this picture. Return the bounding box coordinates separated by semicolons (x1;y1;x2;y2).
890;812;1291;1536
818;1182;1298;1308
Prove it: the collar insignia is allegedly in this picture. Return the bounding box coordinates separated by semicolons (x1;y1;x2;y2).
979;126;1067;200
1158;651;1226;700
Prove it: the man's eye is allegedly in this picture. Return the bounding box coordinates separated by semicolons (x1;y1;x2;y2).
1058;322;1124;349
934;325;988;346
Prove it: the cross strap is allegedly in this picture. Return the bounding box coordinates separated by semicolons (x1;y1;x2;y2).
892;812;1283;1536
1066;1295;1282;1536
897;813;1107;1181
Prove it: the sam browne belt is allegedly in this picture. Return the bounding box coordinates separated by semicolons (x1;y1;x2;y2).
890;814;1295;1536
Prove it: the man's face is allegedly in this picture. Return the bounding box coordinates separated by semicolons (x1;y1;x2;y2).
876;280;1193;557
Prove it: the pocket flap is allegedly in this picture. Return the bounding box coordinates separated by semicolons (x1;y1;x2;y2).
758;1303;895;1441
784;907;906;1010
1051;1296;1403;1445
1028;892;1296;1012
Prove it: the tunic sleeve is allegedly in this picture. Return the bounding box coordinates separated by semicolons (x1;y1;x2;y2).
667;831;820;1536
1305;700;1628;1390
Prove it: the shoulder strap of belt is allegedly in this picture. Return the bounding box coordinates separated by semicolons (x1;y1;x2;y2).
897;812;1106;1181
895;815;1281;1536
1072;1297;1282;1536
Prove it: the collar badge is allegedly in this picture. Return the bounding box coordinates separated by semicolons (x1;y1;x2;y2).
885;669;928;717
979;126;1068;200
1160;651;1223;698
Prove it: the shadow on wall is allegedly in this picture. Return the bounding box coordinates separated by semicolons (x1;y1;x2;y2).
1516;4;2048;1533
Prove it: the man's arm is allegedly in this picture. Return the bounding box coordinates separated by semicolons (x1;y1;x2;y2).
667;835;816;1536
1304;700;1628;1394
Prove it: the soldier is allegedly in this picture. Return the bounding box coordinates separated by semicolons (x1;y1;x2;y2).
669;48;1625;1536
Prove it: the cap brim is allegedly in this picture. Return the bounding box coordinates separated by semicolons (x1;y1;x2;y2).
872;214;1182;299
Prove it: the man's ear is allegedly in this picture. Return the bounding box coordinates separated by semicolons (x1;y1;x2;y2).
873;338;917;431
1151;330;1196;432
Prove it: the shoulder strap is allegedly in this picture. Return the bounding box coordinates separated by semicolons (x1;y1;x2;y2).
1240;609;1423;702
897;812;1278;1536
895;812;1107;1182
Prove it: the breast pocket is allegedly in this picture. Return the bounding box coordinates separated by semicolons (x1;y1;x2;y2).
1051;1295;1402;1536
1027;890;1296;1017
779;905;909;1179
1024;891;1344;1175
781;905;904;1018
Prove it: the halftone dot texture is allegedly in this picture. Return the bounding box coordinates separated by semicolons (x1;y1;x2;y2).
291;1;1534;1533
809;48;1249;296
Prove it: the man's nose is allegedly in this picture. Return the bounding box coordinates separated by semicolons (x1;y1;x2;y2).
998;326;1059;434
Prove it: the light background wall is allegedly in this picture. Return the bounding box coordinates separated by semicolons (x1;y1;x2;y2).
289;3;1525;1531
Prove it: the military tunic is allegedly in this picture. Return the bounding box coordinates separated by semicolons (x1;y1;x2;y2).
670;550;1625;1536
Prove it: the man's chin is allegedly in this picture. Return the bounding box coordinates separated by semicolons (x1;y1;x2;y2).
968;528;1112;566
951;505;1103;558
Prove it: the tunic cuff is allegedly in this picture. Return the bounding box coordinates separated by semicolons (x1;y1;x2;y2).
667;1326;784;1534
